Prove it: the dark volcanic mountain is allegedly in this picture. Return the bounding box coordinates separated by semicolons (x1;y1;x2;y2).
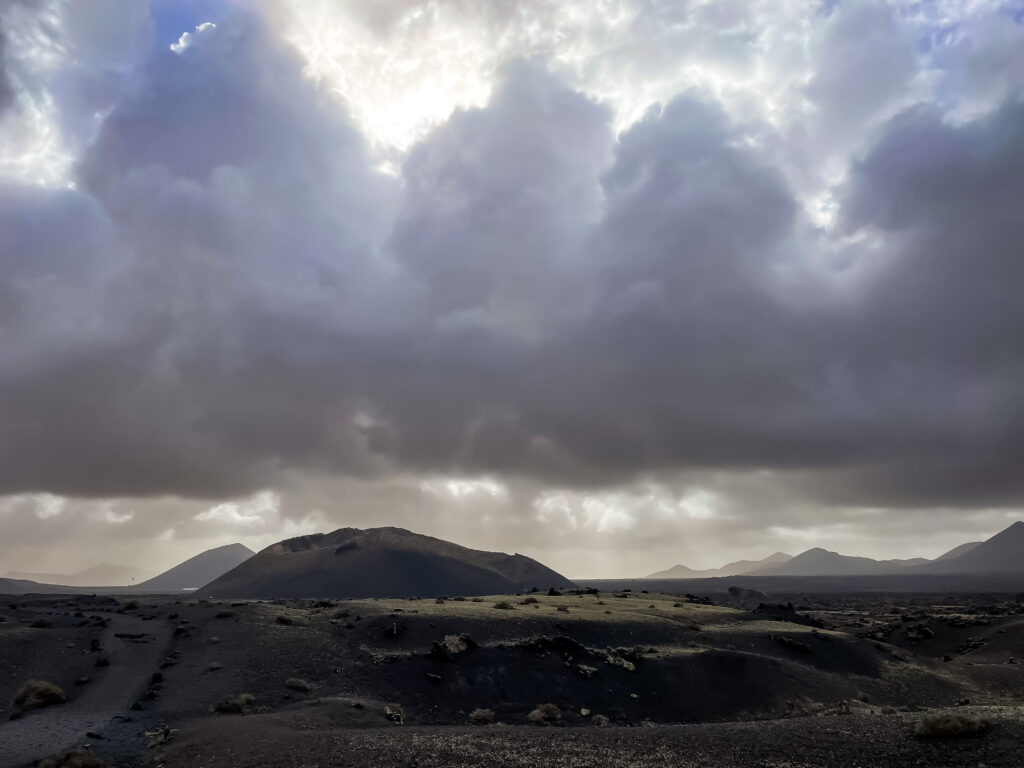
138;543;255;592
914;521;1024;574
200;527;575;598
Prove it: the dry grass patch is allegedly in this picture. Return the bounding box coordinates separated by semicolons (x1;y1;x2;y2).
527;702;562;725
285;677;311;692
214;693;256;714
915;711;989;738
469;708;494;725
14;680;67;711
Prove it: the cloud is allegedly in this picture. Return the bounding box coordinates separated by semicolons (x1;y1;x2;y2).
0;1;1022;575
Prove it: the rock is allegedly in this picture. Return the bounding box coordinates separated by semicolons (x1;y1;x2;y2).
75;676;90;686
577;664;598;679
86;731;103;740
426;673;443;684
580;708;591;716
130;702;143;711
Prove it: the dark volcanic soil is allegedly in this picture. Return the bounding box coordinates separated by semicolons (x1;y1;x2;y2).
1;590;1022;767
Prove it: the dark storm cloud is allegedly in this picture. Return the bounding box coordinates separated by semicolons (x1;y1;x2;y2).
0;28;13;115
0;7;1022;516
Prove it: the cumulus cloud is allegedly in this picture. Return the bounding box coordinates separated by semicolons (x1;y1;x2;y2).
0;1;1022;575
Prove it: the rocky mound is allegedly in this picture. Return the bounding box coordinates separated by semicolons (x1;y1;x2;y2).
200;527;574;598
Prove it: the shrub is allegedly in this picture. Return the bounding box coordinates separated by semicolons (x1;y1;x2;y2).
14;680;67;711
915;712;989;738
274;615;294;626
215;610;233;619
29;618;52;628
527;702;562;725
556;606;570;613
285;677;311;692
214;693;255;714
39;751;110;768
121;600;139;610
521;596;540;605
493;601;515;610
470;597;484;602
591;714;610;727
469;708;494;725
208;662;222;671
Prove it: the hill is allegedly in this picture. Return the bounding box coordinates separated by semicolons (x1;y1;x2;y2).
915;521;1024;574
137;543;255;592
646;552;791;579
200;527;575;598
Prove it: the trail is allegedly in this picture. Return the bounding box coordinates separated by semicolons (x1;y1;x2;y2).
0;611;173;766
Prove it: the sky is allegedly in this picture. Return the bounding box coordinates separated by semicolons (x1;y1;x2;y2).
0;0;1023;579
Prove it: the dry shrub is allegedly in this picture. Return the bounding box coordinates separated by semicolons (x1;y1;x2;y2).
214;693;255;714
29;618;52;629
915;712;989;738
521;596;540;605
14;680;67;711
528;702;562;725
493;601;515;610
556;606;570;613
469;708;494;725
39;751;110;768
591;714;610;727
285;677;311;692
274;615;294;626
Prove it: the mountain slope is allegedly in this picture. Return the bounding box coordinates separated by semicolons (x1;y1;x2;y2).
646;552;792;579
200;527;575;598
935;541;982;561
138;543;255;592
915;521;1024;574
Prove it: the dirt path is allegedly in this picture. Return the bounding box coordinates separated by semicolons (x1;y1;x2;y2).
0;612;173;766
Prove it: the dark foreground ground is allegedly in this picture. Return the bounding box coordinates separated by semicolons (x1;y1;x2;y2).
1;589;1022;767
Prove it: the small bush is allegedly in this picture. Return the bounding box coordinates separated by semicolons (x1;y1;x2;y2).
469;708;494;725
556;606;570;613
915;712;989;738
121;600;139;610
14;680;67;711
521;597;540;605
274;615;294;625
528;702;562;725
214;693;255;714
29;618;52;628
592;714;610;727
285;677;311;692
493;601;515;610
39;751;110;768
208;662;222;671
470;597;484;602
215;610;233;619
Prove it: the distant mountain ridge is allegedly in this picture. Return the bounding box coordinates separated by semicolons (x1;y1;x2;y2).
201;526;575;599
646;552;792;579
2;563;151;587
643;521;1024;579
